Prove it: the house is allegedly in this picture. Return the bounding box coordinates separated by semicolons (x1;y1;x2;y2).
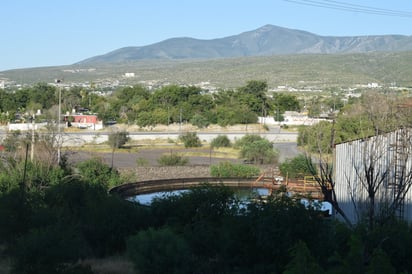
334;128;412;224
64;114;103;130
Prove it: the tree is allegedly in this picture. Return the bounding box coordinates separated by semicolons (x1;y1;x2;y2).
272;93;301;122
235;135;278;164
238;80;273;115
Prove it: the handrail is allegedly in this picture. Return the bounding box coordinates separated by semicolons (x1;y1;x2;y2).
110;176;324;200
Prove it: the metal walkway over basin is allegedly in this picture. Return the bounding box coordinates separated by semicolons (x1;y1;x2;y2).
109;174;324;200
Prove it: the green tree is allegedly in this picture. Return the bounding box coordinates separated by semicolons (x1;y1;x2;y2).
297;121;334;153
273;93;301;121
238;80;273;115
235;135;278;164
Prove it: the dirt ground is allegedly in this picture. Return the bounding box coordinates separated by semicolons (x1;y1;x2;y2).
65;123;299;181
65;142;299;181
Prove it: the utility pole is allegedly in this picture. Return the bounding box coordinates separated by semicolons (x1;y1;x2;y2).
30;113;35;161
56;79;62;164
179;108;182;132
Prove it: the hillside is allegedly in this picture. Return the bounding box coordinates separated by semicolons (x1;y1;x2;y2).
77;24;412;65
2;51;412;88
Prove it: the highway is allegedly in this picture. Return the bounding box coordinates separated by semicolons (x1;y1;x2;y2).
0;125;298;147
57;131;298;146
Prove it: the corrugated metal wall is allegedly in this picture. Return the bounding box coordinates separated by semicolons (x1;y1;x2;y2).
334;129;412;224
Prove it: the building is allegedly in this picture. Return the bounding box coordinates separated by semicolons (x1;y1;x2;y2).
334;128;412;224
64;114;103;130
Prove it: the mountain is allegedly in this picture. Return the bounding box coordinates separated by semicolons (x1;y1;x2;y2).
77;24;412;64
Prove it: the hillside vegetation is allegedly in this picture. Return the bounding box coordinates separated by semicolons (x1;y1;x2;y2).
2;51;412;88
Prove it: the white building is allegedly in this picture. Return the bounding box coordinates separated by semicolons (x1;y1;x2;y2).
124;72;135;78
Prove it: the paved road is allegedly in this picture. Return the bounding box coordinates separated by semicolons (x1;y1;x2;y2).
273;142;301;162
58;131;298;146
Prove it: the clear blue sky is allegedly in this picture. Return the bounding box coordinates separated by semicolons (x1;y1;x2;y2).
2;0;412;71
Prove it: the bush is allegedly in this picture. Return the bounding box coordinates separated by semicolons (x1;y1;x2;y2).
179;132;202;148
127;227;192;274
279;154;313;179
76;158;123;189
210;135;231;148
190;114;210;129
158;152;189;166
108;130;130;149
136;157;149;166
10;224;89;274
210;161;260;178
235;135;278;165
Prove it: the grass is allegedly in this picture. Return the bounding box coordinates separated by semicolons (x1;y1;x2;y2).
181;147;239;159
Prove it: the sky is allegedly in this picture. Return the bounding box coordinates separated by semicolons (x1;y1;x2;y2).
2;0;412;71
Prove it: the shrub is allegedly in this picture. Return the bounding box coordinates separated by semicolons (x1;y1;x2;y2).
279;154;313;179
158;152;189;166
108;130;130;149
76;158;123;189
127;227;192;274
235;135;278;165
210;135;231;148
136;157;149;166
179;132;202;148
190;114;210;129
210;161;260;178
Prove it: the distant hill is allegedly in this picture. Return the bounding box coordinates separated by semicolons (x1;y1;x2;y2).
3;51;412;88
77;24;412;65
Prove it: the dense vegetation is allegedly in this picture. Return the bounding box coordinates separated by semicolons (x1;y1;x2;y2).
0;80;301;127
1;169;412;273
1;66;412;273
1;88;412;273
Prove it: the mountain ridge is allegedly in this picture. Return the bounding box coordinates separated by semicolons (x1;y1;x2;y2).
77;24;412;65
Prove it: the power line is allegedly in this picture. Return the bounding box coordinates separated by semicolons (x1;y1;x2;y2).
283;0;412;18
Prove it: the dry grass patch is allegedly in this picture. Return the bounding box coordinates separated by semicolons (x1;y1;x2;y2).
181;147;239;159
